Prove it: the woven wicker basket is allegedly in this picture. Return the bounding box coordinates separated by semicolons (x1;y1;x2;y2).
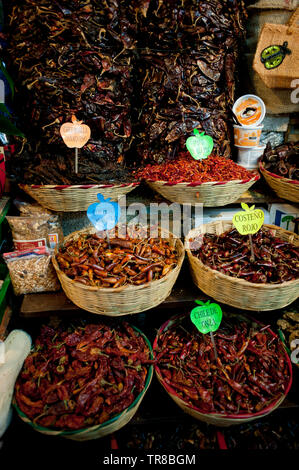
154;313;292;427
185;221;299;311
147;174;259;206
19;182;139;212
259;161;299;203
14;325;153;441
52;226;185;316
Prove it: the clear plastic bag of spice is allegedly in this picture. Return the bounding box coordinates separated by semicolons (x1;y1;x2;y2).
13;198;53;217
6;215;63;251
3;247;60;295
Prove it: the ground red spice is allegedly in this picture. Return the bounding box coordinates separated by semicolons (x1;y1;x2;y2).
134;153;255;184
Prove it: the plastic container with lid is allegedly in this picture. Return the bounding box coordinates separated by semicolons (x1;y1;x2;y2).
233;124;263;147
236;144;266;169
233;94;266;128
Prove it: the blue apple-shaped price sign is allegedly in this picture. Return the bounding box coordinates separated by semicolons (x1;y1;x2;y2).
190;300;222;360
87;193;121;233
186;129;214;160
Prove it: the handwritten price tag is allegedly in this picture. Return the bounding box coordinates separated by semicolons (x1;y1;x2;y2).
190;300;222;335
60;115;91;149
232;203;264;235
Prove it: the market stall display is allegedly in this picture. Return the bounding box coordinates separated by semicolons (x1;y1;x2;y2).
14;320;153;441
52;226;184;315
154;312;292;426
186;222;299;311
134;153;259;206
259;142;299;203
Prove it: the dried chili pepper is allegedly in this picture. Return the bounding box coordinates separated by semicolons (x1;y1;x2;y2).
134;152;255;184
262;142;299;181
56;231;178;287
15;320;152;430
190;227;299;284
154;313;291;415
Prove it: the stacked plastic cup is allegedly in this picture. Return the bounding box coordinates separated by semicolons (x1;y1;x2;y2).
233;94;266;169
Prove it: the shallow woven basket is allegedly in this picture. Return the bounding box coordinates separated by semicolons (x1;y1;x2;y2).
52;226;185;316
19;182;139;212
14;325;153;441
259;161;299;203
147;173;259;206
185;221;299;311
153;313;292;427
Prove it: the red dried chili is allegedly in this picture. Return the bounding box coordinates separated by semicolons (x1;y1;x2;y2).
154;313;291;415
134;152;255;184
15;321;152;431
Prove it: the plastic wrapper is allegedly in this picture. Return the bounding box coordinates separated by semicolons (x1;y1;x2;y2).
3;247;60;295
6;215;63;251
13;198;53;217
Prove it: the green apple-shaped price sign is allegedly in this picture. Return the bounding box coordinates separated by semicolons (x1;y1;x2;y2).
232;203;264;235
186;129;214;160
190;300;222;334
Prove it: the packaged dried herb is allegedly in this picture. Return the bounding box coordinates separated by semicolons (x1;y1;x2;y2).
6;215;63;251
3;247;60;295
13;199;53;217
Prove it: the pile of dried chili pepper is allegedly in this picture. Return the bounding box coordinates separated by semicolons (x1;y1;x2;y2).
262;142;299;180
15;321;152;430
56;232;179;287
154;313;291;415
190;227;299;284
134;153;255;184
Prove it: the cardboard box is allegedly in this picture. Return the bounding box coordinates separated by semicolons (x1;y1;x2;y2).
268;203;299;233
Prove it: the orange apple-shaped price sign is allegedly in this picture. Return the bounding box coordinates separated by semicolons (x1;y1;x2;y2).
60;115;91;149
232;203;264;235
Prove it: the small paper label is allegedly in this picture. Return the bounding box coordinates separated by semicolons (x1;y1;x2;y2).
48;233;59;249
232;203;264;235
14;238;47;251
190;300;222;335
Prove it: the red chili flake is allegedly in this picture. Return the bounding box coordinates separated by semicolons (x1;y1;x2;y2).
134;152;255;184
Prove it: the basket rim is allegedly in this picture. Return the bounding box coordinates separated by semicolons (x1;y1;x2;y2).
146;173;260;187
185;222;299;290
19;182;140;190
153;311;293;420
259;161;299;186
13;324;154;436
52;226;185;293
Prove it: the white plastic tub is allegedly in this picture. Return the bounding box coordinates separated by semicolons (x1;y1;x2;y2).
234;125;263;147
236;144;266;169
